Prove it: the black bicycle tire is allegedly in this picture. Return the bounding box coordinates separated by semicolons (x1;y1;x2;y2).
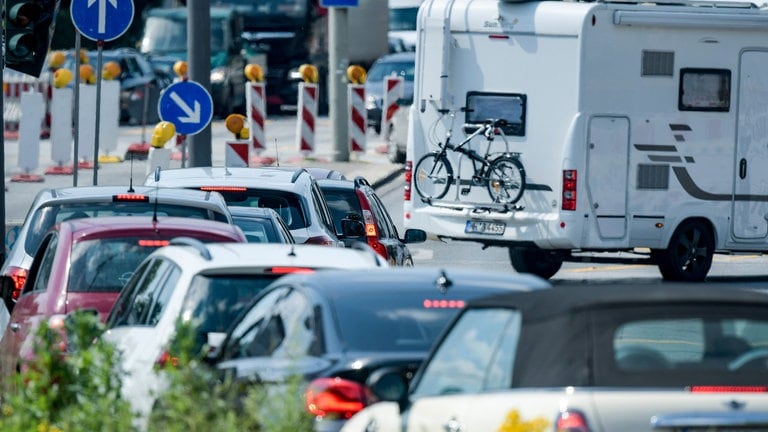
414;152;453;200
486;156;525;204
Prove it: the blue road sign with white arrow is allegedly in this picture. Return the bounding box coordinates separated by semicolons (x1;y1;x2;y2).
71;0;134;42
158;81;214;136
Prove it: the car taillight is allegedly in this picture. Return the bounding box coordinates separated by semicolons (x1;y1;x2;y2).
556;410;590;432
689;386;768;393
305;377;370;420
355;191;389;260
304;235;335;246
199;186;247;192
562;170;577;211
155;350;179;369
6;266;27;301
404;161;412;201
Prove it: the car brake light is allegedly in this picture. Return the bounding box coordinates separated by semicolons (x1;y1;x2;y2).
305;377;370;420
404;161;412;201
138;239;170;247
562;170;577;211
6;266;27;301
556;410;591;432
113;194;149;202
269;267;315;274
423;299;465;309
355;191;389;260
689;386;768;393
199;186;247;192
155;350;179;369
304;236;335;246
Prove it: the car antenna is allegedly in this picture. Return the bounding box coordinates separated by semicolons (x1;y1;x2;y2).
127;152;135;193
274;138;280;166
435;269;453;294
152;166;161;224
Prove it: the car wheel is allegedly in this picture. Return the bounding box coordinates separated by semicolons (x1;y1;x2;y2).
652;219;714;282
509;247;563;279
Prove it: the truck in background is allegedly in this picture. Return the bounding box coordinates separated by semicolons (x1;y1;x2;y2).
212;0;389;113
139;6;250;118
405;0;768;282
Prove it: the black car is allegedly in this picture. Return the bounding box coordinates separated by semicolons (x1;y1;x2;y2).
229;206;295;244
315;176;426;266
209;267;550;432
54;48;172;125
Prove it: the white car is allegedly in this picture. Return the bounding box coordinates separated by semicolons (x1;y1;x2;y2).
342;283;768;432
144;166;346;246
103;241;387;430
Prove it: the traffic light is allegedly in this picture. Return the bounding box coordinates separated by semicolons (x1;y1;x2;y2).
4;0;60;77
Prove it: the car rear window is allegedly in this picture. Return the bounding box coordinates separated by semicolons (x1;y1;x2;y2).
197;188;307;230
232;216;280;243
68;237;172;293
25;202;228;256
333;290;468;352
180;274;283;350
320;188;363;234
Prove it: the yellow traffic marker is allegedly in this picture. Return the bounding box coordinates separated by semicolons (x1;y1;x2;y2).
53;68;73;88
299;64;319;83
245;64;264;82
346;65;366;84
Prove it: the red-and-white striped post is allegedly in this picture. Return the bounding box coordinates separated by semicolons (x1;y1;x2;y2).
225;140;250;167
246;82;266;155
46;87;74;175
382;75;404;140
296;82;318;156
348;84;366;153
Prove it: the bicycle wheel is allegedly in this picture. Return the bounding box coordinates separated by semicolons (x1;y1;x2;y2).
414;152;453;200
487;156;525;204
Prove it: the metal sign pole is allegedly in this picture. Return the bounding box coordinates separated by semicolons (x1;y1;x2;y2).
73;32;81;186
93;41;103;185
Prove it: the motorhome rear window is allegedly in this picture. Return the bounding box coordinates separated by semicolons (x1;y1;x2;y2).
679;68;730;112
465;92;526;136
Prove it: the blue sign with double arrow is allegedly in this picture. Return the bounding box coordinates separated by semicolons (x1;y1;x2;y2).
158;81;214;136
71;0;135;42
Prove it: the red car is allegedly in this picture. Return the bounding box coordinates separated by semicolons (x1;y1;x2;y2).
0;216;246;380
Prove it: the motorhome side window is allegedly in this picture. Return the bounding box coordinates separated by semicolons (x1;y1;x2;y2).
465;92;527;136
678;68;730;112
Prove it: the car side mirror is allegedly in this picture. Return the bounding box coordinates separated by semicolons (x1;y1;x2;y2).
341;217;365;238
403;228;427;244
366;368;410;411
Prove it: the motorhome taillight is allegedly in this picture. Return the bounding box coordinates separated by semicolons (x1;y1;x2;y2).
556;409;591;432
305;377;370;420
562;170;577;211
404;161;413;201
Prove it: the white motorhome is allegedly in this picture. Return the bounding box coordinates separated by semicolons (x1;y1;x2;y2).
404;0;768;281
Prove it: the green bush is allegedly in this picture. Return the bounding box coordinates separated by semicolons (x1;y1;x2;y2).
0;316;314;432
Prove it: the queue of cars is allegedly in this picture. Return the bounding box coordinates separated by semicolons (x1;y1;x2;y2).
2;159;768;432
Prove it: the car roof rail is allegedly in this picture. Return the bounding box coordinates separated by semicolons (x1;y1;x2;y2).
291;168;308;183
170;237;212;260
353;176;371;188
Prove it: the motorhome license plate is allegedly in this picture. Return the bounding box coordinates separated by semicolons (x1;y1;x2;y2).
465;220;505;235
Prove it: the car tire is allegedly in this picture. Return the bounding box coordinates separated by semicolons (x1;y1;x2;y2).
652;219;714;282
509;247;563;279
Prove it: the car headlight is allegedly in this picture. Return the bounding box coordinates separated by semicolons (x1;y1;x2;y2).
210;67;227;83
288;68;303;80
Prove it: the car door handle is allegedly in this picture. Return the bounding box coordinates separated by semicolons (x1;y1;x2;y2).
10;323;20;332
739;158;747;179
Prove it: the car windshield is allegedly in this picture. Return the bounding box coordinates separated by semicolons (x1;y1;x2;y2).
218;0;306;18
24;202;227;257
67;237;169;293
367;60;415;83
180;274;282;351
141;16;226;54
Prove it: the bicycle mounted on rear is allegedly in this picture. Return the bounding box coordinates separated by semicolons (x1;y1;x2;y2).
413;107;526;205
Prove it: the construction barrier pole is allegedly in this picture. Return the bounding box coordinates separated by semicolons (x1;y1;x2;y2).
296;82;318;156
225;140;250;167
348;83;366;154
46;87;74;175
12;90;45;182
381;75;404;141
